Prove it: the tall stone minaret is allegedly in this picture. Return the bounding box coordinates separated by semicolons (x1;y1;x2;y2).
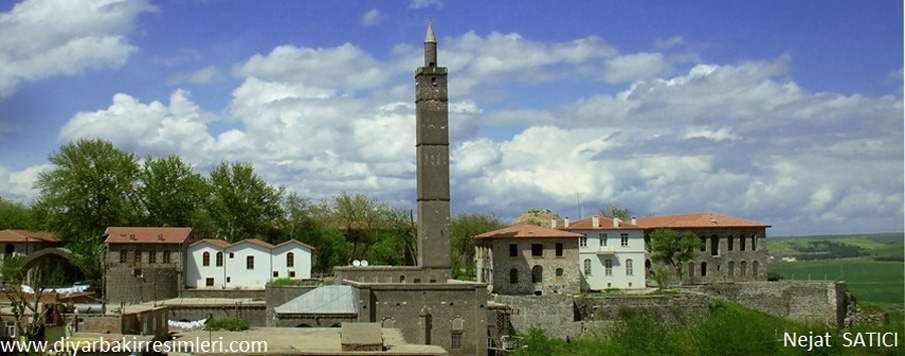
415;20;450;281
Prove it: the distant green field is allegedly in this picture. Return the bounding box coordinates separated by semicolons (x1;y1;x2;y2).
767;232;904;258
768;258;904;305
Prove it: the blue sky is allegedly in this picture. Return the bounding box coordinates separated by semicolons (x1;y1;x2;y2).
0;0;901;236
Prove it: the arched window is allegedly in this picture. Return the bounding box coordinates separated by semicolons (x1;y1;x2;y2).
216;252;223;267
604;259;613;276
202;251;210;266
399;275;406;283
625;259;634;276
382;317;395;328
701;262;708;277
739;236;746;251
751;234;757;251
728;261;735;276
509;269;518;284
710;235;719;256
752;261;760;277
451;318;464;350
532;265;543;283
287;252;295;267
583;259;592;276
740;261;747;277
727;235;734;251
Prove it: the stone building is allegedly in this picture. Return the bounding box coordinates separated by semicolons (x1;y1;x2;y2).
0;229;60;259
562;216;646;290
635;212;770;283
104;227;196;304
475;225;583;295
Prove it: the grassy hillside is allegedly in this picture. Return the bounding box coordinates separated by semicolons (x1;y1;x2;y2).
515;299;905;356
769;258;904;306
767;232;904;260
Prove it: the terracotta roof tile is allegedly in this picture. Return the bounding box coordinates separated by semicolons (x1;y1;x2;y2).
475;225;585;240
104;227;193;244
561;216;641;230
228;238;274;249
191;238;231;249
634;212;771;229
0;230;59;243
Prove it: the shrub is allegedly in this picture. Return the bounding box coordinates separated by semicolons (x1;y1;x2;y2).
204;318;249;332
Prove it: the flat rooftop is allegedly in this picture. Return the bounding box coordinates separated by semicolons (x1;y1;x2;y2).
173;327;447;355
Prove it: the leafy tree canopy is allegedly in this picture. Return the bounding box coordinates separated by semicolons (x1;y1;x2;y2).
648;228;702;285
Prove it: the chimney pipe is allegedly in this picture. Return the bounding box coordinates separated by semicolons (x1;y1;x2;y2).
613;218;620;227
631;216;637;225
564;217;570;228
592;216;600;229
551;219;557;228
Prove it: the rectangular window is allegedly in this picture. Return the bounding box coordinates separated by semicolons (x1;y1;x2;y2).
205;278;214;287
246;255;254;270
133;251;141;264
599;233;607;247
119;251;127;263
451;331;463;350
580;236;588;247
273;271;279;278
163;250;171;264
620;233;629;247
289;271;296;278
509;243;518;257
555;243;563;257
531;244;543;257
148;251;156;264
216;252;223;267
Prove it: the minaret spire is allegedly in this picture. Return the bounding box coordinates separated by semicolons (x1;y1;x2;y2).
424;19;437;68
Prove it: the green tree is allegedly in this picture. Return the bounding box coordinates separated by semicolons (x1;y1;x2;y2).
647;228;702;286
0;255;25;284
33;139;141;241
450;212;506;279
0;197;36;230
597;203;633;221
207;161;285;242
138;155;211;230
282;193;351;274
328;192;387;261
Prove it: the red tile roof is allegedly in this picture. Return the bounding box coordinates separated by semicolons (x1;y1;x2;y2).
227;238;274;249
104;227;193;244
561;216;641;230
634;212;771;229
475;225;585;240
191;238;231;249
0;230;58;243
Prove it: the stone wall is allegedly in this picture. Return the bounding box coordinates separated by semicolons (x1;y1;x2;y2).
681;281;847;327
492;294;577;339
105;267;179;304
649;227;768;284
482;238;581;296
166;304;267;327
351;281;488;356
574;294;714;325
334;266;429;284
180;288;266;300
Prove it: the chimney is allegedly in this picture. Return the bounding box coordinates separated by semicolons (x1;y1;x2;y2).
631;216;637;225
551;219;557;228
157;234;164;242
564;217;570;228
613;218;620;227
128;234;136;242
592;216;600;229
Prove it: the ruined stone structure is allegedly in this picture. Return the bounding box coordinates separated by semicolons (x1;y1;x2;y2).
475;225;583;295
635;212;770;283
104;227;196;304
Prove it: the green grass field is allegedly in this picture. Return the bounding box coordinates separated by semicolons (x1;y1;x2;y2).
768;258;904;306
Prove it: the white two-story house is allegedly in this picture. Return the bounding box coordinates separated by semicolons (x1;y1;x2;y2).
562;216;646;290
186;238;313;289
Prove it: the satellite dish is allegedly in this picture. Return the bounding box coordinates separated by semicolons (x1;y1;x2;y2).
361;260;369;267
353;260;361;266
